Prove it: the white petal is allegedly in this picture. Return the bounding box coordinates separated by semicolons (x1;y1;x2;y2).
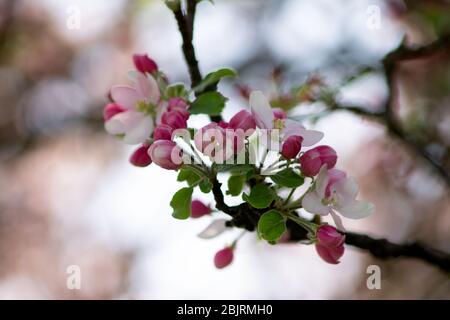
123;114;154;144
282;119;323;146
330;210;346;231
334;177;359;207
297;128;324;147
134;73;160;105
283;119;304;137
197;219;229;239
336;200;375;219
111;85;140;109
105;111;153;144
315;165;329;199
250;90;274;129
302;191;330;216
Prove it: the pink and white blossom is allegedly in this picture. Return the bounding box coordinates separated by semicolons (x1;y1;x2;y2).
299;145;337;176
105;72;162;144
249;90;323;146
148;140;182;170
302;166;374;229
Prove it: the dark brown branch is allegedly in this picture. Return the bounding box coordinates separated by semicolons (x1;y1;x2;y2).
171;0;222;122
329;35;450;186
172;2;202;87
345;232;450;273
210;177;450;272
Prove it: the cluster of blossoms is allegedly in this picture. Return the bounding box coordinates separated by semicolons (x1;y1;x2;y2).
104;54;374;269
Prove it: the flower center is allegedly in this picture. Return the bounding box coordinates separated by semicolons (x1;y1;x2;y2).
273;118;285;130
137;101;156;117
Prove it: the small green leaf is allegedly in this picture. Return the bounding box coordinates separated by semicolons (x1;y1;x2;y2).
193;68;237;93
242;184;276;209
257;210;286;242
165;83;189;99
227;175;246;196
199;179;213;193
189;92;227;115
170;187;193;220
177;167;202;187
269;168;304;188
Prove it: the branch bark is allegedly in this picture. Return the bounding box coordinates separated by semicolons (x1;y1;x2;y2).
329;35;450;186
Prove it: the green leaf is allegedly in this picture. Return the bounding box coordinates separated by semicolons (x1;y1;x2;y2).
165;83;189;99
189;92;227;115
199;179;213;193
269;168;304;188
177;167;202;187
193;68;237;93
227;175;246;196
242;184;276;209
170;187;193;220
257;210;286;242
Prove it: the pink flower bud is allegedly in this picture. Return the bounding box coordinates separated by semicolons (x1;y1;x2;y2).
129;144;152;167
315;224;345;264
218;121;229;129
214;247;234;269
315;243;344;264
316;225;345;247
103;103;125;121
228;110;256;131
190;200;211;218
273;108;287;120
299;145;337;176
133;54;158;74
161;110;188;130
153;124;173;141
148;140;182;170
194;122;228;161
168;98;189;119
281;135;303;159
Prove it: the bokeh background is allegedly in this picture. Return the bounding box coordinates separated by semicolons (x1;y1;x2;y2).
0;0;449;299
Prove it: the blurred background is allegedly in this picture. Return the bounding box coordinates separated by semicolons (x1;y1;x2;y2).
0;0;449;299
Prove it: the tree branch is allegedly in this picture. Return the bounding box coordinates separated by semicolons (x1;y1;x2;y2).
210;177;450;272
172;1;202;87
171;0;222;122
329;35;450;186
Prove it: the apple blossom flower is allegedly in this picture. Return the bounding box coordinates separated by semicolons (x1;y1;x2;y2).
191;200;211;218
167;97;189;119
105;72;162;144
315;225;345;264
133;54;158;74
299;145;337;176
153;124;173;141
148;140;182;170
103;103;125;121
315;242;345;264
214;247;234;269
129;144;152;167
316;225;345;247
194;122;234;163
281;135;303;159
272;108;287;120
161;109;188;130
228;110;256;132
302;166;374;230
249;90;323;146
